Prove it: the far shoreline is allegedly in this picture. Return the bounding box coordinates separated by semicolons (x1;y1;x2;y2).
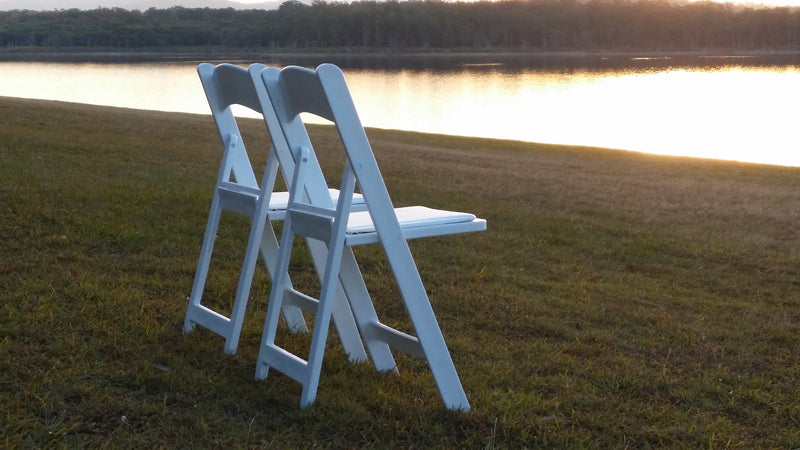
2;46;800;64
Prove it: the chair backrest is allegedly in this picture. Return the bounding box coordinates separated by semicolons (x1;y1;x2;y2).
258;64;402;242
197;62;262;188
249;63;343;211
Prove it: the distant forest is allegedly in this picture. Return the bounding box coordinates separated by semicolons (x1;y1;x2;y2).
1;1;799;52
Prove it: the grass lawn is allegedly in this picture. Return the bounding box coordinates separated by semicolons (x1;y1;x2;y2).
1;96;799;447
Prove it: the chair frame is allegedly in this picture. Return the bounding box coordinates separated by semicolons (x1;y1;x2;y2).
252;63;485;411
183;63;367;361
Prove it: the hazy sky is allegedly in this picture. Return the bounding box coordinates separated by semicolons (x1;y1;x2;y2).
2;0;798;8
0;0;278;10
144;0;800;5
692;0;799;4
127;0;800;4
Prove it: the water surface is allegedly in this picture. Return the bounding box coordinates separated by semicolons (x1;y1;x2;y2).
0;54;797;166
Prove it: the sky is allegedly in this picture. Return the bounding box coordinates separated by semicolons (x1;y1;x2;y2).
1;0;798;9
151;0;800;4
690;0;799;4
229;0;800;4
0;0;278;10
142;0;800;6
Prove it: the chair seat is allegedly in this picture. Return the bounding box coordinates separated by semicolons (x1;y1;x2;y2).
345;206;487;246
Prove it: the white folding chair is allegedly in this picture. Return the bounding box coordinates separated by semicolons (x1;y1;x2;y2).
252;63;486;411
183;63;367;362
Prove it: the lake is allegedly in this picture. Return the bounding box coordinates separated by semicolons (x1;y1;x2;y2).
1;53;798;166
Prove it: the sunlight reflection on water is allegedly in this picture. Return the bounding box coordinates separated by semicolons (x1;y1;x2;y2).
343;65;800;167
0;60;797;166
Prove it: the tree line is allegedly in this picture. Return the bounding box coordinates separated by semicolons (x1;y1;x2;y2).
1;0;799;52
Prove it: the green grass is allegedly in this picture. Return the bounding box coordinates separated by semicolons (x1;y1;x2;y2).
1;96;800;447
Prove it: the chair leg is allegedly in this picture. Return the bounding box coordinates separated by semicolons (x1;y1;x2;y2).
184;194;223;334
223;195;276;354
336;250;397;372
255;193;300;381
391;255;470;411
306;239;369;363
298;282;339;408
258;223;308;333
407;301;470;411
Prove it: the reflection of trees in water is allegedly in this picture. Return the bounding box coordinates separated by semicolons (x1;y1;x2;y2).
3;51;797;77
